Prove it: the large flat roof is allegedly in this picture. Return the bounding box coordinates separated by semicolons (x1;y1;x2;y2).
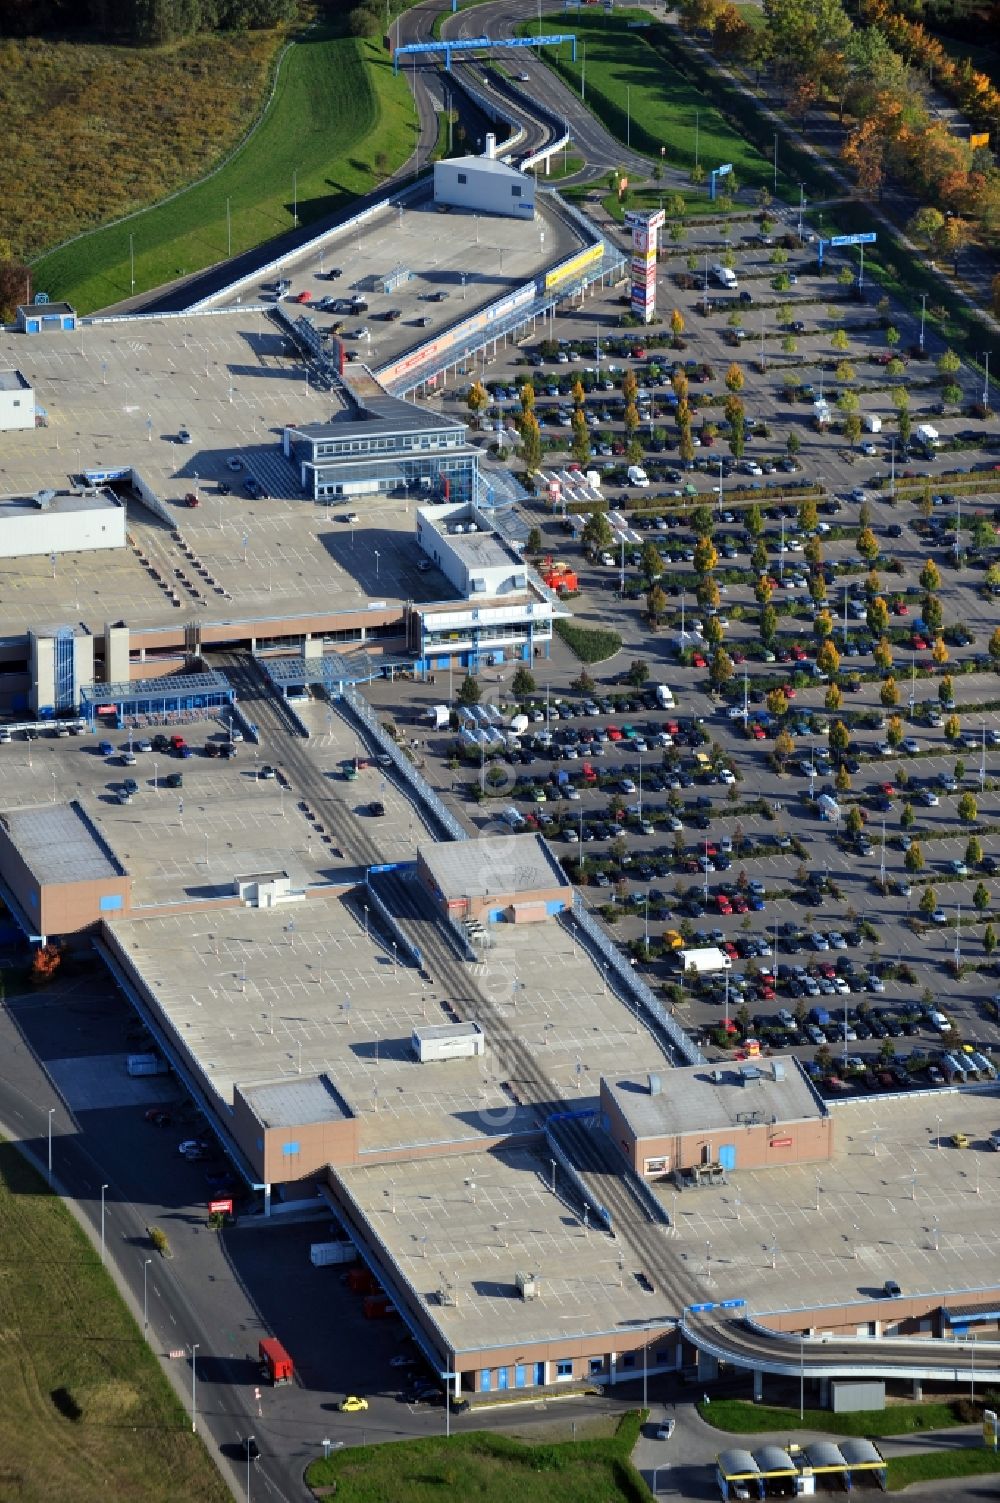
604;1058;825;1140
242;1074;351;1127
0;489;120;520
418;833;569;901
0;801;122;885
336;1144;678;1355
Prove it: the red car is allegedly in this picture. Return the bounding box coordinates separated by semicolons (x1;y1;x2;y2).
892;600;908;615
912;634;927;650
607;725;623;741
295;290;312;303
781;684;797;699
732;895;749;913
692;653;707;668
665;720;680;735
880;781;895;796
750;724;766;740
715;896;733;915
791;644;808;661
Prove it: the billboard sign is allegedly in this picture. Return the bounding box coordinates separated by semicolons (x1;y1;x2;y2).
208;1198;234;1216
829;232;876;247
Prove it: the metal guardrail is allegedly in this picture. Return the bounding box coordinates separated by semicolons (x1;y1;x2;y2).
545;1120;612;1232
566;897;704;1067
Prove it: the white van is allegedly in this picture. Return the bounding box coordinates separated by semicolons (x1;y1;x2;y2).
627;465;649;488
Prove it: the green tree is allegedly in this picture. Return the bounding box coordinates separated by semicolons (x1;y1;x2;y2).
900;801;915;830
984;923;997;957
511;666;536;697
867;596;889;635
670;308;686;340
989;627;1000;664
919;885;937;916
709;647;734;687
519;410;542;474
873;637;893;672
843;414;862;447
880;676;900;707
745;504;765;538
937;348;961;379
919;559;941;593
520;381;536;412
835;763;851;794
627;659;650;687
825;683;842;711
831;327;850;352
887;713;904;748
458;672;482;706
641;541;663;581
973;882;990;912
582;511;614;554
767;688;789;718
816;638;840;677
904;839;924;872
760;603;778;644
944;713;961;742
845;805;864;837
648;584;668;624
571;409;591;467
725;362;745;393
966;835;984;868
958;791;978;822
931;636;949;667
787;430;801;456
829;719;849;760
526;526;542;554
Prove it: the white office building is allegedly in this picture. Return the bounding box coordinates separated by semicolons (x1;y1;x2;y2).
433;154;535;220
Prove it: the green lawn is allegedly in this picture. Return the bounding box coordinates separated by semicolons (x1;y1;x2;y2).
0;1139;228;1503
887;1445;1000;1491
304;1414;648;1502
698;1397;967;1438
555;620;623;663
529;10;778;191
32;19;417;313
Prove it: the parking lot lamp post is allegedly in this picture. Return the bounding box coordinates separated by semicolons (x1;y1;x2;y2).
954;904;962;969
189;1343;199;1432
580;37;586;101
889;438;896;500
983;351;990;410
702;254;709;298
101;1183;108;1263
550;1157;557;1192
47;1107;55;1185
703;840;709;904
129;233;135;296
797;184;805;237
843;997;849;1072
695;109;700;169
292;170;298;228
143;1257;152;1332
879;819;886;887
644;894;649;954
981;724;987;792
723;967;730;1031
642;1337;648;1408
638;753;643;820
936;1114;942;1150
619;534;626;597
626;85;631;150
800;1335;805;1419
909;653;916;712
247;1435;254;1499
842;584;849;648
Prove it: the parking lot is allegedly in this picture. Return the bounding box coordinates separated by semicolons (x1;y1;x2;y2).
354;208;1000;1103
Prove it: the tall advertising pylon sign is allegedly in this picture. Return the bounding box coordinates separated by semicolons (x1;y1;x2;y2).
624;208;665;325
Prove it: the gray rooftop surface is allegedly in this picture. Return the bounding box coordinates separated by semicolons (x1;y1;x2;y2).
604;1057;826;1139
241;1074;351;1127
0;489;120;519
418;832;569;901
0;370;29;391
0;802;122;884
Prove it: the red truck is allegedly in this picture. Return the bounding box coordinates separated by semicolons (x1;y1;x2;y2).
184;491;200;508
259;1337;293;1385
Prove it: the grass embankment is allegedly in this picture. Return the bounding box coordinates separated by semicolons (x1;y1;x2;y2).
31;18;417;313
555;620;623;663
305;1412;648;1502
4;26;281;263
887;1446;1000;1491
698;1397;968;1438
0;1139;228;1503
530;10;780;192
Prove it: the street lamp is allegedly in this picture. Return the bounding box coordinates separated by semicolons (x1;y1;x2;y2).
247;1434;255;1499
143;1257;152;1332
189;1343;200;1432
101;1183;109;1263
47;1106;55;1185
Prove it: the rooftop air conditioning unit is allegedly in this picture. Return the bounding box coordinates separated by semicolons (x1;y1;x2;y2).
515;1271;539;1300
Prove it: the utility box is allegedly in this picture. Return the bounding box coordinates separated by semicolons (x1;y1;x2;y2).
411;1021;485;1062
515;1270;539;1300
126;1052;169;1076
831;1379;885;1412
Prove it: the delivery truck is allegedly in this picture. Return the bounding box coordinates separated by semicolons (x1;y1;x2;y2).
310;1240;357;1267
914;423;940;447
259;1337;294;1385
655;684;676;709
425;704;449;730
862;413;882;433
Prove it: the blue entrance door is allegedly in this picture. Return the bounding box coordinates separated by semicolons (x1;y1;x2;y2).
719;1144;736;1170
515;1365;526;1388
497;1367;509;1390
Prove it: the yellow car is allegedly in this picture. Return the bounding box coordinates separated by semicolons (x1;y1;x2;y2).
663;929;684;951
340;1395;369;1413
951;1132;970;1150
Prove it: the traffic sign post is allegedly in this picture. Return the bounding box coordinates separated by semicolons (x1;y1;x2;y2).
817;231;876;283
709;163;733;202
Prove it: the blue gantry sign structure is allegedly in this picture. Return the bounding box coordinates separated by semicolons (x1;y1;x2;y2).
817;231;877;285
708;163;733;201
393;33;577;73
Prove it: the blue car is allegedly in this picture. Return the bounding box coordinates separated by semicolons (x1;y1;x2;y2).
98;740;114;757
750;896;766;911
